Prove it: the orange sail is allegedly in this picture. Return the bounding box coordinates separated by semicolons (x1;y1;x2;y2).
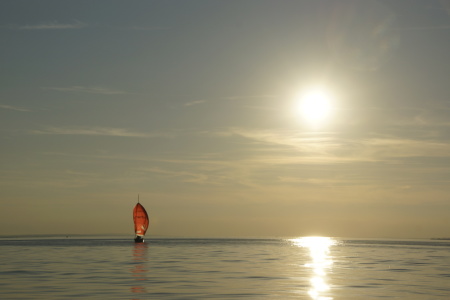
133;203;149;237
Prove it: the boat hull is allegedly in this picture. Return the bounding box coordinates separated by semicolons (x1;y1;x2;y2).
134;236;144;243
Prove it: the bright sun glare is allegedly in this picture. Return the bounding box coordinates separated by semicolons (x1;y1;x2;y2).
298;88;333;125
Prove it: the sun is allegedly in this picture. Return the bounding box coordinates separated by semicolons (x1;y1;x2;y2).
298;87;333;125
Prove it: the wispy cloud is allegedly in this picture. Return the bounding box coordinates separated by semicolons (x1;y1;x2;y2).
15;20;87;30
142;167;209;184
364;137;450;159
42;86;129;95
278;176;345;186
31;127;169;138
0;104;30;112
395;25;450;31
126;26;170;31
222;94;278;101
223;128;339;152
182;94;279;108
212;127;450;165
28;127;450;191
184;100;206;107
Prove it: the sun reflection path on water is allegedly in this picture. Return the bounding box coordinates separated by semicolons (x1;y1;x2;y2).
291;237;336;300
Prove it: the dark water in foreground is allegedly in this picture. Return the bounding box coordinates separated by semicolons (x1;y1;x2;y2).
1;237;449;299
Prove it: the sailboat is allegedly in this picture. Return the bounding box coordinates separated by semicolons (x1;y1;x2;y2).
133;195;149;243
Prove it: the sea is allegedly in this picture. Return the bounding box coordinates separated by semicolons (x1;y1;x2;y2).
1;237;450;299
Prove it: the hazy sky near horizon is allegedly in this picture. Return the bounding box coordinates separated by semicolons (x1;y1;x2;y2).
2;0;450;238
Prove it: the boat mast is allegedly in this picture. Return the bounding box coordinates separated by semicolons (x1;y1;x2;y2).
138;194;140;203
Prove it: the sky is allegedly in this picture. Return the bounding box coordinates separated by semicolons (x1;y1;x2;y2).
1;0;450;238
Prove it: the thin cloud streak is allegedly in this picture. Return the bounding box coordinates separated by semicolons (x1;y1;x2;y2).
0;168;141;189
0;104;30;112
394;25;450;31
184;100;206;107
182;94;279;107
278;176;346;186
31;127;169;138
15;20;87;30
36;126;450;165
126;26;170;31
215;128;450;163
42;86;130;95
221;94;278;101
141;167;209;184
27;137;450;192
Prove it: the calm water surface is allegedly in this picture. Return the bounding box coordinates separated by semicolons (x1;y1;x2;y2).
1;237;449;299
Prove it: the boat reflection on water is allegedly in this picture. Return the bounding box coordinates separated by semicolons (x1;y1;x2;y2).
291;237;336;300
130;243;149;297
